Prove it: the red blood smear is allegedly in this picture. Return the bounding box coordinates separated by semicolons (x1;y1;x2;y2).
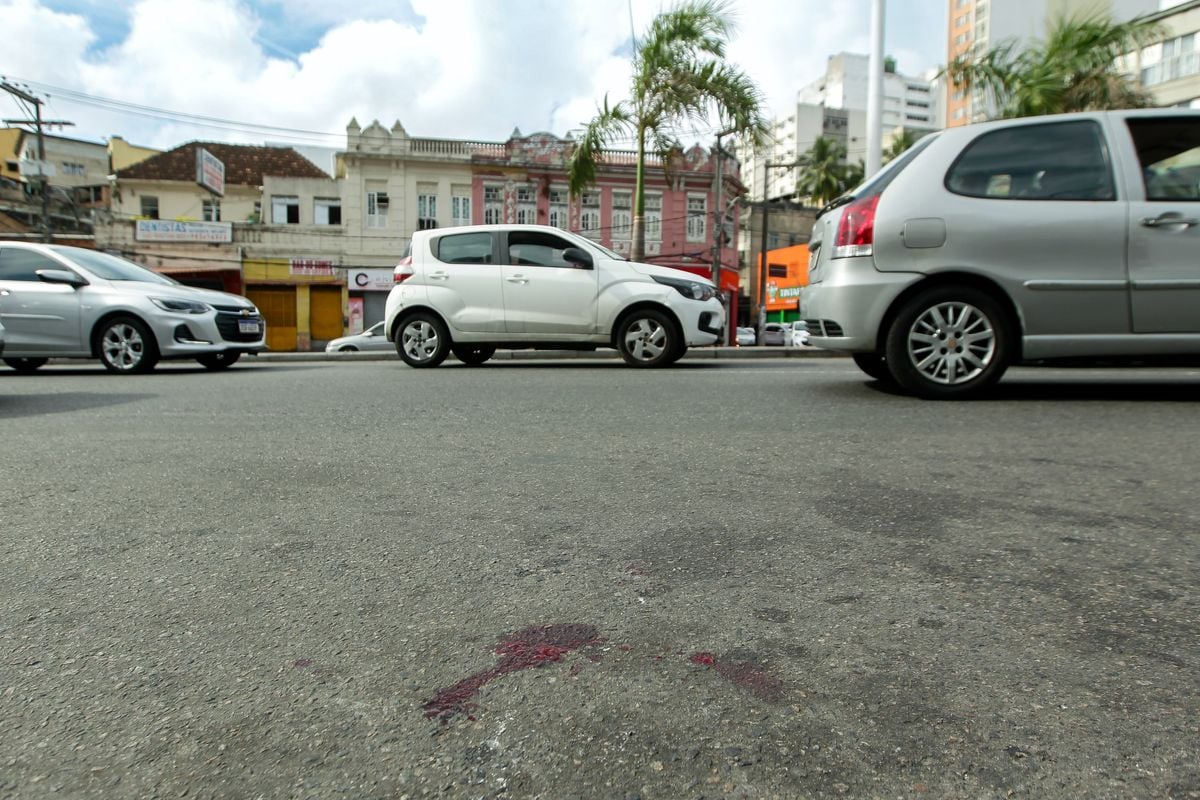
423;624;600;721
689;652;784;702
292;659;314;668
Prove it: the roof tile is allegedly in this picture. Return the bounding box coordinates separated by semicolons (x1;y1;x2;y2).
117;141;329;184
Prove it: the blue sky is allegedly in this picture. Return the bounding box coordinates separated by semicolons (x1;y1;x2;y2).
3;0;949;148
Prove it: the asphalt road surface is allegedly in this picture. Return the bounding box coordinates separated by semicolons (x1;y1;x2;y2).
2;358;1198;799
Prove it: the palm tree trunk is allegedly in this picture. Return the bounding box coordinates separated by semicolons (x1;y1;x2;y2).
631;125;646;263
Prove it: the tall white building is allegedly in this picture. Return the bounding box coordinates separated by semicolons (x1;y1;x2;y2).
741;52;941;204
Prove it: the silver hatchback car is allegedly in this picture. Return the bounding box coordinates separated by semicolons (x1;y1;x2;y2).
802;109;1200;398
0;243;266;373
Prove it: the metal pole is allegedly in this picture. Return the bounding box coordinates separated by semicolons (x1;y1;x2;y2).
758;159;769;336
711;128;734;345
866;0;886;178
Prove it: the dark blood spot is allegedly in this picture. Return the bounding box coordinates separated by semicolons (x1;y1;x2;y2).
292;659;314;668
569;662;583;677
689;651;784;702
618;644;633;652
422;623;601;722
627;563;650;577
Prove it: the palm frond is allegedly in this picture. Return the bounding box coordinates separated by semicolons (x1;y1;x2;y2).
566;97;634;197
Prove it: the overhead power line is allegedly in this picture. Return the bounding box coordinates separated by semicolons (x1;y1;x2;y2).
1;75;345;145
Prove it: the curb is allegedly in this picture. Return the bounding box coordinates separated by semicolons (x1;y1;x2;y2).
252;347;849;363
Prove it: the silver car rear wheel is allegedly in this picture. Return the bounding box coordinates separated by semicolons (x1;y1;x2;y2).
885;286;1010;399
906;301;996;385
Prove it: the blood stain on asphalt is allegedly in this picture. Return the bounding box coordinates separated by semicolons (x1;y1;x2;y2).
423;623;602;722
291;659;314;668
689;652;784;701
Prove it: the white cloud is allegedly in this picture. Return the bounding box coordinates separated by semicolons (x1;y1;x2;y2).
0;0;945;149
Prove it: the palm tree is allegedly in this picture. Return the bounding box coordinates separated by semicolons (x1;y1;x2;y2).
943;13;1163;119
567;0;769;262
883;129;919;164
794;138;849;207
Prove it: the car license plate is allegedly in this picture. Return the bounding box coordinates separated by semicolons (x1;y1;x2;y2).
238;319;260;334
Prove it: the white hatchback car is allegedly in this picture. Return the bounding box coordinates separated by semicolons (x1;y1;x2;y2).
384;225;725;367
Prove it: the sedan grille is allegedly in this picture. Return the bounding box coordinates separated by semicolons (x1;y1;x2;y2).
215;310;265;343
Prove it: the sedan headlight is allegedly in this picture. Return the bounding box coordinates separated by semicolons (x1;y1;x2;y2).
651;276;719;302
150;297;212;314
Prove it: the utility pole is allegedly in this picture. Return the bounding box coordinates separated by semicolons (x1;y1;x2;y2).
711;128;735;345
2;81;74;242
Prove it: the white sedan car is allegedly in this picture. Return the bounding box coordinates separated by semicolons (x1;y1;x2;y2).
735;327;756;346
325;321;393;352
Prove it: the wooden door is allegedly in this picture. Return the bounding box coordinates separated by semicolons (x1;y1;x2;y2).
246;287;297;351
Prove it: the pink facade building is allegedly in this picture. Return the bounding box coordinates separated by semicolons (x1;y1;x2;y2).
470;131;744;333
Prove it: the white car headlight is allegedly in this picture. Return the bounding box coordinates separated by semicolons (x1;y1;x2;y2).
651;276;718;302
151;297;212;314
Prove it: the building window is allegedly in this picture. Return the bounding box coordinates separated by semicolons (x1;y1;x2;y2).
686;195;707;242
516;186;537;224
61;162;85;176
315;198;341;225
140;195;159;219
366;190;389;229
418;188;438;230
451;194;471;226
644;193;662;240
548;188;568;229
272;195;300;224
579;191;600;238
202;199;221;222
611;191;632;238
483;185;503;225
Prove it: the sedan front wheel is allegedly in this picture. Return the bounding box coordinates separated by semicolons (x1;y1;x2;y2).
96;316;159;374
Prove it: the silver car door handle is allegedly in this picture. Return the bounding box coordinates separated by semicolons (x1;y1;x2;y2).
1141;215;1200;228
427;271;449;281
505;276;529;284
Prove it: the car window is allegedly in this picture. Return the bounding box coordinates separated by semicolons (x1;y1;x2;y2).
945;120;1115;201
0;249;66;281
1127;117;1200;201
49;247;174;283
435;232;493;264
506;230;577;268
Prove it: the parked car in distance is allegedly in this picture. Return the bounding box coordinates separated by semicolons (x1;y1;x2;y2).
802;109;1200;399
0;318;5;359
735;326;756;346
790;320;810;347
325;321;393;353
761;323;787;346
0;242;265;374
385;224;724;368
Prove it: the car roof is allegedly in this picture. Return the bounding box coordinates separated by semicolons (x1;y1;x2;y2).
956;107;1200;136
412;223;586;240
